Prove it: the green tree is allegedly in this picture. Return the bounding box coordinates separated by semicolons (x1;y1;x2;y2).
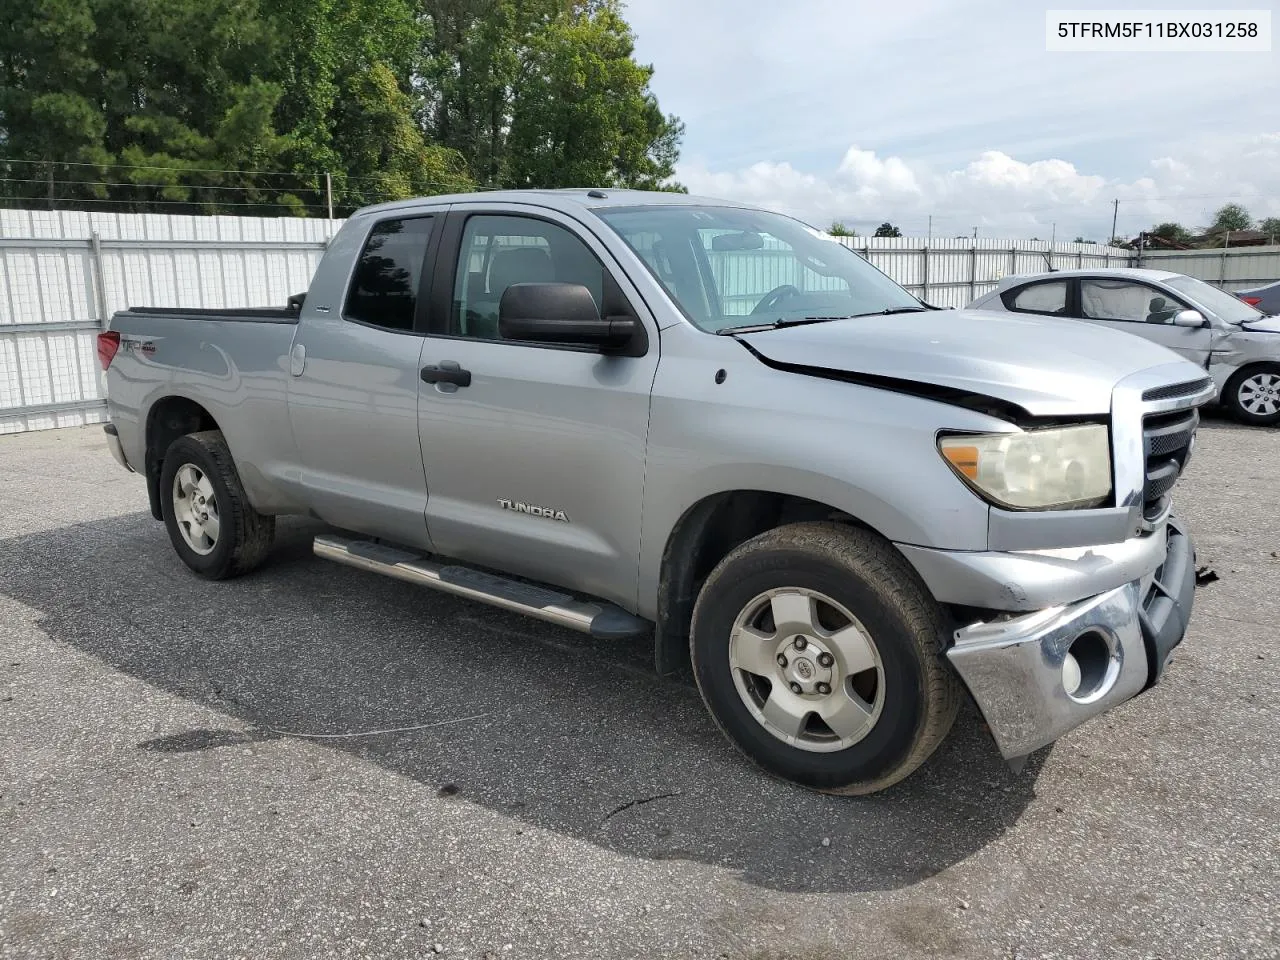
873;222;901;238
1211;203;1252;232
1149;222;1193;244
828;221;855;237
1259;217;1280;241
421;0;683;190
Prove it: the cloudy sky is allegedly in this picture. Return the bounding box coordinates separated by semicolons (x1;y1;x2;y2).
626;0;1279;241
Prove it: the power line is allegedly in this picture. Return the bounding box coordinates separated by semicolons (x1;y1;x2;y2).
0;176;328;193
0;156;488;191
0;196;333;209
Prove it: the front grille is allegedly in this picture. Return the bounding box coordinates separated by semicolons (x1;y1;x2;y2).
1142;378;1213;403
1141;408;1198;519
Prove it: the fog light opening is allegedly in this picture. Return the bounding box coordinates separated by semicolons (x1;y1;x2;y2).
1063;630;1116;702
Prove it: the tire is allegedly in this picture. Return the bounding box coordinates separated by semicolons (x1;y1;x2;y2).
159;430;275;580
1224;364;1280;427
690;522;961;795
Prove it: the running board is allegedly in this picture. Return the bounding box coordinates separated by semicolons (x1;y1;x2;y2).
313;535;651;640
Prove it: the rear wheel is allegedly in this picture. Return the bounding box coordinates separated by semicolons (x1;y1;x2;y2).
160;430;275;579
690;522;961;795
1225;364;1280;427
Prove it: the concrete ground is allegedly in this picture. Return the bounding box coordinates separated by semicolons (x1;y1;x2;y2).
0;418;1276;960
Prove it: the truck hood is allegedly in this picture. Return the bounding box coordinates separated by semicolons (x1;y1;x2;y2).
737;309;1204;419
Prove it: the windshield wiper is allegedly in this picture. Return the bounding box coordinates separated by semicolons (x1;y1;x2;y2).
718;307;929;335
716;315;857;335
846;306;930;318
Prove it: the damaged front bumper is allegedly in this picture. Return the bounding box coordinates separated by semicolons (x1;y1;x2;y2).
936;519;1196;762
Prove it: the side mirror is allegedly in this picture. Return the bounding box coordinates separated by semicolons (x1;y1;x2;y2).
499;283;641;352
1172;308;1208;328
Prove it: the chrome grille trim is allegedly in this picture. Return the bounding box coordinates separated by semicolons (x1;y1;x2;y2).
1111;365;1215;538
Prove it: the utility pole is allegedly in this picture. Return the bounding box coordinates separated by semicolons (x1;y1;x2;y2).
324;172;334;221
972;226;978;240
927;214;932;242
1110;198;1119;244
47;163;55;210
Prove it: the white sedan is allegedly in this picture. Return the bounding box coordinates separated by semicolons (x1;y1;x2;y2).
969;268;1280;426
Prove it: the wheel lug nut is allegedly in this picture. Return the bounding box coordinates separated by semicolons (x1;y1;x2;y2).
794;637;808;650
776;654;788;667
817;652;834;668
816;682;831;695
789;682;803;694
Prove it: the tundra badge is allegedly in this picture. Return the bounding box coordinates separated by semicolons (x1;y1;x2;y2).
498;499;570;523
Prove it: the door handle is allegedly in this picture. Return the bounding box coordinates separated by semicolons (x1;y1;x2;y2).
420;361;472;387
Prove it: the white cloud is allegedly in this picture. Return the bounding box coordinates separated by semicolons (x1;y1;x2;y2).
676;133;1280;241
626;0;1279;239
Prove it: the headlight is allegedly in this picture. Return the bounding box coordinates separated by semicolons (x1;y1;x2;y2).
938;424;1112;510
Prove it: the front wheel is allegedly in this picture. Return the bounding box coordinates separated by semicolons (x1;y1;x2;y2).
159;430;275;580
1225;365;1280;426
690;522;961;795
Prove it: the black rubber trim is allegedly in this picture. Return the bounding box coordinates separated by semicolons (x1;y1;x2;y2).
118;308;299;324
103;423;118;437
1137;516;1196;688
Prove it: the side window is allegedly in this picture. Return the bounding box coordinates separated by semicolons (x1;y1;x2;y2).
1081;279;1180;324
452;215;606;340
1004;280;1069;315
344;217;434;332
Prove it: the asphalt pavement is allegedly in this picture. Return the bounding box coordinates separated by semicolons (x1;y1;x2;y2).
0;418;1276;959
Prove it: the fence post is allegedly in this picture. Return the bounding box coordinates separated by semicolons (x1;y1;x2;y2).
1009;246;1017;278
1077;249;1083;269
1219;231;1230;288
921;243;930;303
969;244;978;303
90;231;109;328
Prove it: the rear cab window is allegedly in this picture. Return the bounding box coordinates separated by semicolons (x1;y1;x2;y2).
344;216;435;332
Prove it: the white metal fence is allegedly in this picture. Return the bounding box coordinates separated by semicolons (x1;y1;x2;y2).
1136;243;1280;291
0;210;335;434
5;208;1275;437
837;236;1133;308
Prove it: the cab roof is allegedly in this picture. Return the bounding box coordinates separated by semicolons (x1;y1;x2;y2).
353;188;756;219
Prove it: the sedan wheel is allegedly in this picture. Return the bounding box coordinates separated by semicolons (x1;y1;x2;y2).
1238;372;1280;417
1226;365;1280;426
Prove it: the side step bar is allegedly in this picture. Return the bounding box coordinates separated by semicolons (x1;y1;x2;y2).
313;535;651;640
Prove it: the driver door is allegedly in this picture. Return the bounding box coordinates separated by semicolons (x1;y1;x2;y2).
414;206;660;608
1076;277;1212;367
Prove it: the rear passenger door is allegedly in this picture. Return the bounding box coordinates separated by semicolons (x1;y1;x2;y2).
1075;277;1211;367
287;212;441;547
414;206;659;609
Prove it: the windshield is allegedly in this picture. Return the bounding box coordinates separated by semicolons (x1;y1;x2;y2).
1164;275;1264;324
596;205;923;333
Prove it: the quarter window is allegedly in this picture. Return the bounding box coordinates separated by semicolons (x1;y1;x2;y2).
452;215;606;340
1081;279;1180;324
1005;280;1068;315
345;217;434;332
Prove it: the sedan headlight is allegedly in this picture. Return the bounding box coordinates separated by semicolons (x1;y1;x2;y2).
938;424;1112;510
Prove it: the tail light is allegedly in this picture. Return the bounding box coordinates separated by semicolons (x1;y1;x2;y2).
97;331;121;370
1240;296;1262;307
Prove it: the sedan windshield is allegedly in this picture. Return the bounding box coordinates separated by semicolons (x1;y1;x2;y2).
596;205;923;333
1164;275;1263;325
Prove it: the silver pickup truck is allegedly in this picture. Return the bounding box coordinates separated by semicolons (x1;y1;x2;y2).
99;189;1213;794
